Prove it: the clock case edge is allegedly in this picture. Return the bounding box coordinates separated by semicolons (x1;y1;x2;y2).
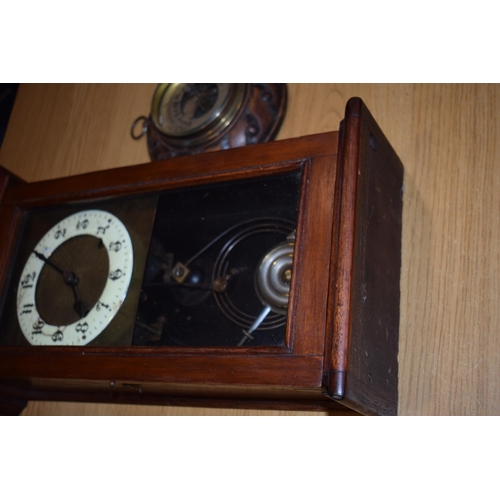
324;98;404;416
0;166;27;415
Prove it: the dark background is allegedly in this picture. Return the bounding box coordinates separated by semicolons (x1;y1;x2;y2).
0;83;19;149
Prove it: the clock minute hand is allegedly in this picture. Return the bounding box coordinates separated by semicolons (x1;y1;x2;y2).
34;250;69;277
34;250;79;286
33;250;89;318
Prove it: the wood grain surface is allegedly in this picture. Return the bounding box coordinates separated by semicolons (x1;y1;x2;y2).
1;84;499;416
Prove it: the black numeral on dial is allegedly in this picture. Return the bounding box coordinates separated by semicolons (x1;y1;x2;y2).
54;228;66;239
21;304;34;315
108;241;122;252
21;272;36;289
76;322;89;333
76;219;89;230
109;269;123;280
32;318;45;335
52;330;63;342
97;219;112;235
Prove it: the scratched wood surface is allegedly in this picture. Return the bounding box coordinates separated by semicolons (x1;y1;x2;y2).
1;84;499;416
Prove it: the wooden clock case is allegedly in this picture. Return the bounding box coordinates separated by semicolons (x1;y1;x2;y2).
0;98;404;416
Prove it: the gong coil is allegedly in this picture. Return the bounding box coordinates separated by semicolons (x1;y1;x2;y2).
256;241;294;315
212;218;294;330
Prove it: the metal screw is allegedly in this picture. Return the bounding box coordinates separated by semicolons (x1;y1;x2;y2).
283;269;292;284
213;277;227;292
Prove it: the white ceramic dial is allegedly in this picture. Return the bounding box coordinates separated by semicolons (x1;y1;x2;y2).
16;210;134;346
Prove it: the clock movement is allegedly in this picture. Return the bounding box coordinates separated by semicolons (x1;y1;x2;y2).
0;97;403;416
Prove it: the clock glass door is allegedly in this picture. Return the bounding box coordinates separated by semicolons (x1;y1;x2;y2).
0;170;302;348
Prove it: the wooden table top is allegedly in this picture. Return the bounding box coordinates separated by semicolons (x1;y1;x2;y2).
1;83;498;416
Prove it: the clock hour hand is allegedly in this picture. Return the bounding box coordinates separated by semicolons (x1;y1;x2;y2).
33;250;89;318
70;285;90;318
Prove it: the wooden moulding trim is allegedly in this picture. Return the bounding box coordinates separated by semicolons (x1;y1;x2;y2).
290;154;338;356
0;168;25;299
0;168;11;202
0;205;23;304
327;97;362;399
0;354;325;388
322;121;345;394
2;132;338;209
285;158;311;351
0;166;25;202
0;344;292;358
26;392;351;413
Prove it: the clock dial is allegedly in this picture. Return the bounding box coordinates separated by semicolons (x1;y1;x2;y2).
150;83;247;141
16;210;134;346
158;83;231;136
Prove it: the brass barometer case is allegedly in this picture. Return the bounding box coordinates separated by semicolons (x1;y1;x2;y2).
131;83;288;160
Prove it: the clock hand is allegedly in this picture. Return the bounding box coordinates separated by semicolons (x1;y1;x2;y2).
33;250;89;318
237;305;272;346
70;284;90;318
34;250;79;285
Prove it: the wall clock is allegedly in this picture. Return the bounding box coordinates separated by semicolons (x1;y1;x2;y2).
0;98;403;416
131;83;287;160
